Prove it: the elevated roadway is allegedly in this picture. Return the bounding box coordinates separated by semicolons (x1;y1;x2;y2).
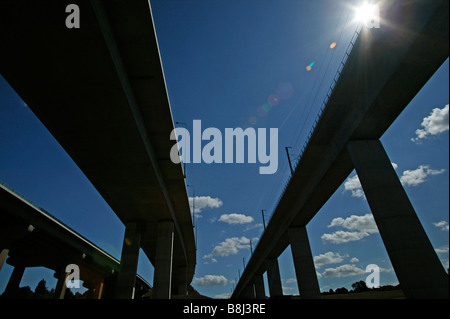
0;0;195;298
232;0;449;299
0;182;151;298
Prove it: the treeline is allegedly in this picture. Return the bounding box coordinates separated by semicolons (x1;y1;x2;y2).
0;279;90;299
321;280;401;296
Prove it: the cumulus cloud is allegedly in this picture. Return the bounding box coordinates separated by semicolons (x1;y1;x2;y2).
193;275;228;286
314;252;345;268
412;104;449;142
321;264;366;278
433;221;449;232
328;214;379;234
343;175;365;198
189;196;223;214
321;231;370;244
218;213;254;225
400;165;446;187
204;237;257;259
321;214;378;244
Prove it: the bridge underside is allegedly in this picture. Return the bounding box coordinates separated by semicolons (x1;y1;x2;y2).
233;0;449;299
0;0;196;298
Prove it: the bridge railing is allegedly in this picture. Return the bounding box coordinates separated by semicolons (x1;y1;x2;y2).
266;23;363;227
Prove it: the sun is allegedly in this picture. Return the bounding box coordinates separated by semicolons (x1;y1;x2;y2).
354;2;379;25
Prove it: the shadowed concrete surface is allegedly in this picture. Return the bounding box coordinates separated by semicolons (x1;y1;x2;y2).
0;182;151;299
0;0;195;298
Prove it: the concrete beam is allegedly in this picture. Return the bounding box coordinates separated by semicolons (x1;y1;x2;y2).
116;221;142;299
153;221;174;299
288;226;321;299
347;140;449;299
265;259;283;298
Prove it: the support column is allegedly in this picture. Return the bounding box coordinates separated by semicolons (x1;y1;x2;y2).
153;221;174;299
94;281;104;299
242;284;255;299
265;258;283;298
253;274;266;299
347;140;449;299
173;264;187;297
0;249;9;273
288;226;321;299
4;264;25;296
116;221;142;299
54;269;70;299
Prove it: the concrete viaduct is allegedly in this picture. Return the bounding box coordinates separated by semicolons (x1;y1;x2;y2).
0;0;195;298
0;182;151;299
232;0;449;299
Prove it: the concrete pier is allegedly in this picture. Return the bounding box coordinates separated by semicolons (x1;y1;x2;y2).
116;221;142;299
288;226;321;299
153;221;174;299
265;258;283;298
347;140;449;299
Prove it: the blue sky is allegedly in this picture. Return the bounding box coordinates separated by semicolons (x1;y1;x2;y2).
0;0;448;298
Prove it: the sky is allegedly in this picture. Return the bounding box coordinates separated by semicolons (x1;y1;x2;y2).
0;0;448;298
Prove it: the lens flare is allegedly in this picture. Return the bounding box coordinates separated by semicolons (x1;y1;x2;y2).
330;42;337;49
268;94;280;106
276;82;294;100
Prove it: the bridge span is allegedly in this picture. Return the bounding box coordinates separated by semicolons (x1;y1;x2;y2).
0;0;195;298
232;0;449;299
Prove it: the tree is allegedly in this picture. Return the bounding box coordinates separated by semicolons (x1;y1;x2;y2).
335;287;348;294
34;279;53;299
352;280;369;293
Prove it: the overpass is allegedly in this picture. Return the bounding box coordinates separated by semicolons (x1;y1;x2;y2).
0;0;195;298
0;182;151;299
232;0;449;299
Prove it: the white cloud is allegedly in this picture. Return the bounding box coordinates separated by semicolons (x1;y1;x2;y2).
435;245;449;254
205;236;254;258
189;196;223;214
328;214;379;234
215;292;232;299
244;223;263;231
193;275;228;286
218;213;254;225
321;230;370;244
285;278;297;284
343;175;365;198
433;221;449;232
412;104;449;142
314;252;345;268
321;264;366;278
400;165;446;187
350;257;360;263
322;214;378;244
